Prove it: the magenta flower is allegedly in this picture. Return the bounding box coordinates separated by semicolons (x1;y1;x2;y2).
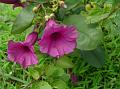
38;19;78;57
7;41;38;68
7;32;38;68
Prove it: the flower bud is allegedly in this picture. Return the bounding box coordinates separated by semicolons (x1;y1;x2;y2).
32;4;41;13
45;15;50;21
85;4;92;11
50;13;55;18
25;32;38;46
71;74;78;84
59;1;67;8
91;2;96;8
33;7;38;13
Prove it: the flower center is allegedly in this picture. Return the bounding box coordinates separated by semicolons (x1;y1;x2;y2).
23;46;30;52
50;32;62;41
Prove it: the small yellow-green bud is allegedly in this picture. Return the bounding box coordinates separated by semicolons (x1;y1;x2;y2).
45;15;50;21
59;1;67;8
32;7;38;13
85;4;92;11
50;13;55;18
91;2;96;8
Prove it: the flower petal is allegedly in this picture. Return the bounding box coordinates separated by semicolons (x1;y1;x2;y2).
7;40;38;68
39;19;78;57
25;32;38;46
7;40;25;61
22;52;38;68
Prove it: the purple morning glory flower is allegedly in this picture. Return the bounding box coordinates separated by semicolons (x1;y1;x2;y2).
38;19;78;57
7;32;38;68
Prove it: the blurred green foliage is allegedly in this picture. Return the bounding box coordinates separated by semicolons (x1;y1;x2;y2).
0;0;120;89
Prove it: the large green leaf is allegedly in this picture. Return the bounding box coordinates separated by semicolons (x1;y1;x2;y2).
12;6;34;34
80;47;105;68
56;56;74;68
31;81;52;89
52;80;69;89
45;64;65;78
63;15;103;50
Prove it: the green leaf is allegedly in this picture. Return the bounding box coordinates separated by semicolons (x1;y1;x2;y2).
60;74;70;82
45;64;65;78
113;0;120;6
63;14;103;50
28;68;40;80
36;0;47;3
31;81;52;89
56;56;74;68
12;6;34;34
57;8;66;20
86;13;110;24
65;0;81;6
52;80;69;89
80;47;105;68
65;0;81;10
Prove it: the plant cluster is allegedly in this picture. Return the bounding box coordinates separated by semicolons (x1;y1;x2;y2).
0;0;120;89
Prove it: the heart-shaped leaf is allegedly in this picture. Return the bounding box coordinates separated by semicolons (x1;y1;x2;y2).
81;47;105;68
63;14;103;50
12;6;34;34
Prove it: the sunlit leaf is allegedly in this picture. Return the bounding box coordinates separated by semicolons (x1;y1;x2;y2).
45;64;65;77
56;56;74;68
52;80;69;89
31;81;52;89
12;6;34;34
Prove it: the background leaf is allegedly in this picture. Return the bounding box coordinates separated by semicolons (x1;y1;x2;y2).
56;56;74;68
12;6;34;34
31;81;52;89
63;14;103;50
52;80;69;89
80;47;105;68
65;0;81;5
45;64;65;78
113;0;120;7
